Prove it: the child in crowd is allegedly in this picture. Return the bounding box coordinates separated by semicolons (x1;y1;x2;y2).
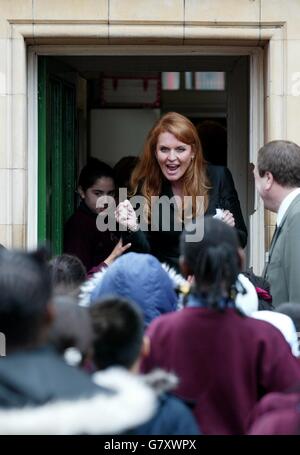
89;296;200;435
0;247;101;407
141;217;300;435
48;295;93;368
248;383;300;435
64;158;131;275
49;254;87;296
80;252;181;327
0;247;171;435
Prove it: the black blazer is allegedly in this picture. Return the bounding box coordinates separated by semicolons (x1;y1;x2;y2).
206;164;248;248
131;164;248;271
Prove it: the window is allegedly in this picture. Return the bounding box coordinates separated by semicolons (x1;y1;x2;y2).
161;72;180;90
194;72;225;90
162;71;226;91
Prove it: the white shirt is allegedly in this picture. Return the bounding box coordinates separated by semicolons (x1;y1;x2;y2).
277;188;300;226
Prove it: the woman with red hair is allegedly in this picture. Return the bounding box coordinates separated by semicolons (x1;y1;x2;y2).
117;112;247;271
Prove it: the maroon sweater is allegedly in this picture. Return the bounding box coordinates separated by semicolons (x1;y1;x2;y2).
64;202;118;272
247;391;300;435
141;307;300;435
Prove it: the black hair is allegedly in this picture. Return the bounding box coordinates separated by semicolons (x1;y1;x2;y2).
89;297;144;370
48;254;87;294
180;217;241;310
113;156;139;190
78;157;115;192
196;120;227;166
48;295;93;358
0;247;52;350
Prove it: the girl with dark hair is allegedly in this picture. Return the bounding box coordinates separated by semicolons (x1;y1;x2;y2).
141;217;300;435
180;216;243;311
64;158;131;274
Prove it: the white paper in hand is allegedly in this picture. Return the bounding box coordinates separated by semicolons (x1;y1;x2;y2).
213;208;224;220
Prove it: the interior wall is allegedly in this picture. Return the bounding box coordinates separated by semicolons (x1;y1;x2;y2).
89;108;160;166
76;76;88;176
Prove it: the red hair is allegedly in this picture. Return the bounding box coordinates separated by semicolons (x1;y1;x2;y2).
130;112;210;219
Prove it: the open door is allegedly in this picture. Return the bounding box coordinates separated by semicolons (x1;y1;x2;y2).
227;56;251;261
38;57;76;255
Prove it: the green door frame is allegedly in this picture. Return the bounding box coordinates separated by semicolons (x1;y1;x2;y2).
38;56;76;255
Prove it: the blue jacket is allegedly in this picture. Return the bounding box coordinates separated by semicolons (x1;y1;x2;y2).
90;253;177;326
131;393;200;435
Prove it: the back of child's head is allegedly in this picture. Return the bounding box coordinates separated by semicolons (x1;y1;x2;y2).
180;217;241;308
78;157;114;192
276;303;300;333
0;247;52;351
48;295;93;365
49;254;87;295
89;297;144;371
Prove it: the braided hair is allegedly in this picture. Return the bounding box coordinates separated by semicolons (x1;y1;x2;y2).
180;217;242;311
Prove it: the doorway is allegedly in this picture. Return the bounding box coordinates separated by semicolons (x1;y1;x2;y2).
36;51;254;264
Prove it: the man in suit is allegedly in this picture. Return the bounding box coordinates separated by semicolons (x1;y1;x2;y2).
254;140;300;307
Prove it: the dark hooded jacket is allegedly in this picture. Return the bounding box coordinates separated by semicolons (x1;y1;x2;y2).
0;346;102;408
87;253;178;327
0;365;199;435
